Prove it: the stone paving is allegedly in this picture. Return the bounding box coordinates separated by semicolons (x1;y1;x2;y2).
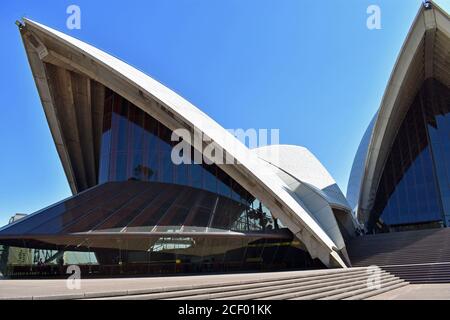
0;269;336;299
368;283;450;300
1;269;450;300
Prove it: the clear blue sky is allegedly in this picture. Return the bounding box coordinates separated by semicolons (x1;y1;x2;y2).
1;0;449;227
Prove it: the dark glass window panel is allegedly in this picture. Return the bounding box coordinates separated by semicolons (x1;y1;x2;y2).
203;166;217;194
217;168;232;198
230;180;242;202
247;208;264;231
199;237;227;265
371;79;447;231
132;150;144;180
115;152;128;181
223;238;247;265
185;207;212;228
130;107;144;151
260;239;280;268
93;186;163;231
262;205;275;230
158;145;173;184
158;122;173;145
231;211;249;232
146;153;158;181
175;163;188;186
95;90;280;234
62;182;147;233
23;183;124;234
98;130;112;184
156;189;196;226
190;164;203;189
244;239;265;264
126;188;180;229
424;79;450;225
210;199;233;230
156;206;190;230
198;192;217;210
115;102;129;153
0;204;67;235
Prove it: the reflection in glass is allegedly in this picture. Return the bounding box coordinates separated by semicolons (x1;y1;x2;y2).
0;89;319;277
370;79;449;232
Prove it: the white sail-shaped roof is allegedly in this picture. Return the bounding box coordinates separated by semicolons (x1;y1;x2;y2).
19;18;349;267
355;2;450;224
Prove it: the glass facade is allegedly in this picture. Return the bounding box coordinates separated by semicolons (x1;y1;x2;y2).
424;79;450;226
98;89;283;233
0;181;281;236
0;89;321;277
369;79;450;232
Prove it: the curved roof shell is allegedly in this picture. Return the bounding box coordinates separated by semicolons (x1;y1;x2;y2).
253;145;355;264
253;145;350;211
352;2;450;224
16;18;349;267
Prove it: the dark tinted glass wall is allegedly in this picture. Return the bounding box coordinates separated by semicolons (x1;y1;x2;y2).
0;181;321;278
0;89;322;277
423;79;450;226
98;89;282;232
370;79;449;232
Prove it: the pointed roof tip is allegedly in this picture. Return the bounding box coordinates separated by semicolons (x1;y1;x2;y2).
15;17;36;30
19;18;49;31
423;0;433;9
424;0;450;18
15;19;24;30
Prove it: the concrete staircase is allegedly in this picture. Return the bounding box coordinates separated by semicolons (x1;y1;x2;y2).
348;228;450;283
379;263;450;284
86;268;407;300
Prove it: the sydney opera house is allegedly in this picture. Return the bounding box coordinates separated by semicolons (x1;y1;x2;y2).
0;1;448;278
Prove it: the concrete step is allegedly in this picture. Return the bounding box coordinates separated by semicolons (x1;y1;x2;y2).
343;281;410;300
406;279;450;284
205;271;384;301
262;274;398;300
318;279;406;300
173;270;370;300
290;278;403;300
86;268;367;300
382;270;450;278
386;271;450;275
94;269;368;300
229;273;397;300
82;267;407;301
348;229;450;283
381;262;450;268
380;263;450;283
